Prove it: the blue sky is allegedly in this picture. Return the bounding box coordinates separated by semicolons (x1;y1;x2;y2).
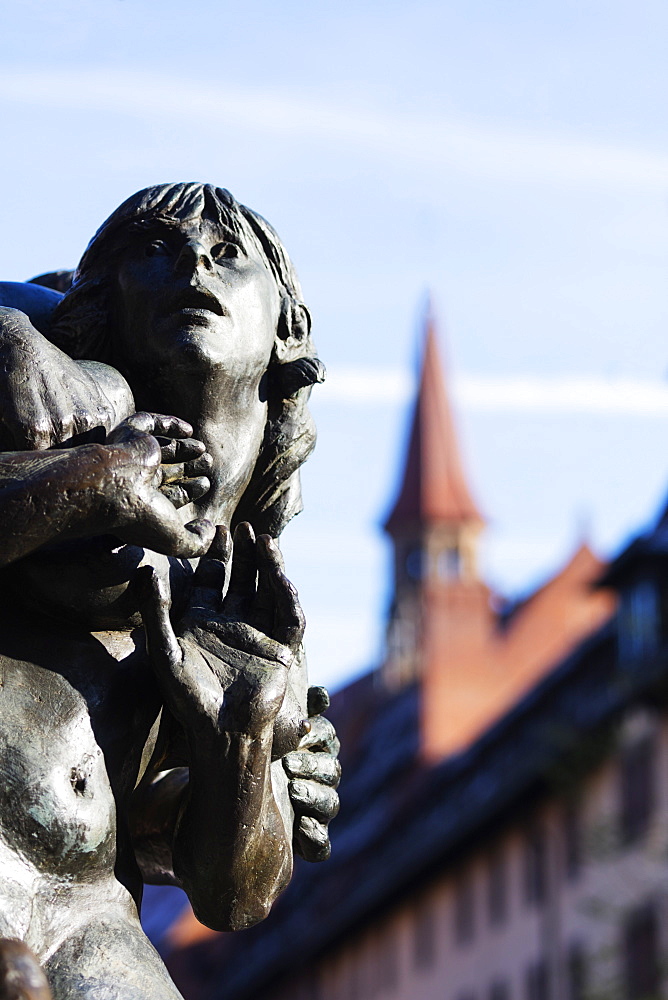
1;0;668;688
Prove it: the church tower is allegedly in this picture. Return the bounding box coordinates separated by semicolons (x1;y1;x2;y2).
382;309;493;759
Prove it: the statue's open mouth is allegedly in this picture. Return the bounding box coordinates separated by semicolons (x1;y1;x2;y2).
171;288;227;317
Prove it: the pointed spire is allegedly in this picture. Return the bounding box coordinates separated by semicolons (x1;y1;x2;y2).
385;304;483;535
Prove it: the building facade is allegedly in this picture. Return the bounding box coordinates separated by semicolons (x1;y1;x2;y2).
159;320;668;1000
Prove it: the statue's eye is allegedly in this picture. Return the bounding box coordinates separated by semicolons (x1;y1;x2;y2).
211;242;240;261
145;240;170;257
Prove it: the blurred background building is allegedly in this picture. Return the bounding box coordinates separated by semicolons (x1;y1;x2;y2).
139;318;668;1000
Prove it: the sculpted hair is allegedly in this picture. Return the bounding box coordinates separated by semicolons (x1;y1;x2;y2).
50;182;325;537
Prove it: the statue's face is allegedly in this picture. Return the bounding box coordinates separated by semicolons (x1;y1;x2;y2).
113;215;281;524
114;214;279;386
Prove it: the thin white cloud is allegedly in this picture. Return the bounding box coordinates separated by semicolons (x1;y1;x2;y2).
456;374;668;416
321;367;668;416
320;368;413;405
1;67;667;192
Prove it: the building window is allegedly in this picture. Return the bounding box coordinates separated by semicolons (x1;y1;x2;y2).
413;896;436;969
618;581;659;667
490;979;510;1000
620;736;656;845
563;802;582;881
306;968;323;1000
526;959;550;1000
454;873;475;945
377;924;399;992
348;952;361;1000
524;828;547;906
567;943;587;1000
488;849;508;926
623;903;659;1000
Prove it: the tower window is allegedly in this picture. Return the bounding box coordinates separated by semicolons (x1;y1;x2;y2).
438;546;461;580
406;548;423;580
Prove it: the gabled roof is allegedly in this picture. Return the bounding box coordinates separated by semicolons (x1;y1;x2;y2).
497;543;615;685
385;311;482;535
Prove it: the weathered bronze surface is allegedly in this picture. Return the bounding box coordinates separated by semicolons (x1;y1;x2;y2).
0;184;339;999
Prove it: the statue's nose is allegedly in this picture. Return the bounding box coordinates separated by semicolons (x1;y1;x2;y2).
175;239;213;274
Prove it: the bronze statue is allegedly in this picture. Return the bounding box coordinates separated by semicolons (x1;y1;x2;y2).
0;184;339;999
